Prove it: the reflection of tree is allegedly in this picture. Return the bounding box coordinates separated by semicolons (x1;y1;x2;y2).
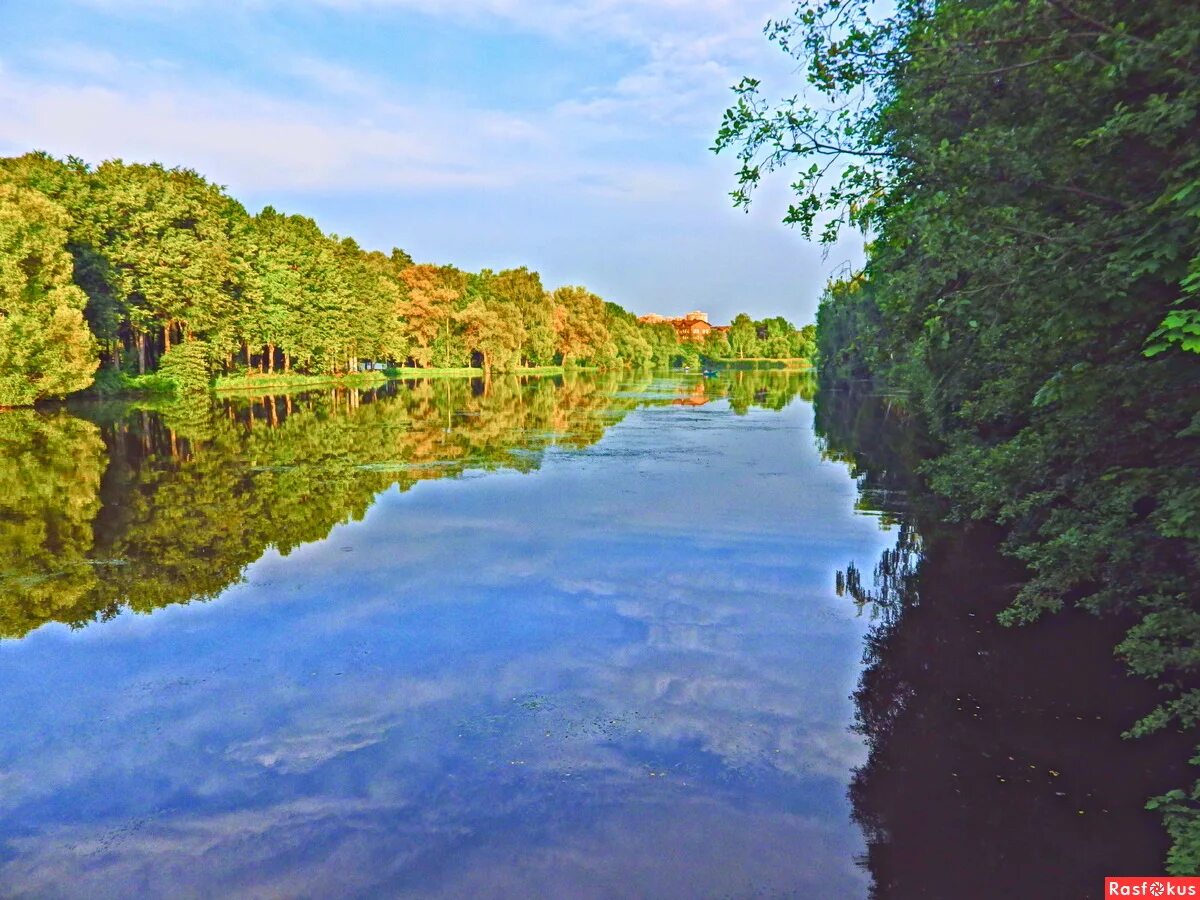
0;411;107;637
835;524;921;619
820;385;1193;897
675;370;816;413
3;371;814;638
814;383;926;526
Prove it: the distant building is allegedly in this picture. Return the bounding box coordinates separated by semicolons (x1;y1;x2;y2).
637;310;721;343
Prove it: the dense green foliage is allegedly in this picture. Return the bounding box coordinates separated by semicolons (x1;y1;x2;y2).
0;152;687;404
717;0;1200;871
700;315;817;362
0;184;97;405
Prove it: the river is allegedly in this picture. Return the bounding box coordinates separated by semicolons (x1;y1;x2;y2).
0;372;1180;897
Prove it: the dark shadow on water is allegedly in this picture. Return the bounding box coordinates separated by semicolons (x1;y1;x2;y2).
817;382;1191;897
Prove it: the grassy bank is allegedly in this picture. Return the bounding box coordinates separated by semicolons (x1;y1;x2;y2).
79;363;578;402
87;370;179;397
388;365;568;378
386;367;482;379
212;371;387;393
704;358;813;370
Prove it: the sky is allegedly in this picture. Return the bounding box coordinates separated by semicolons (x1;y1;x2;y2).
0;0;864;323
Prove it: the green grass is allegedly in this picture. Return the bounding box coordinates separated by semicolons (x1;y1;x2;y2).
88;369;179;397
212;371;387;393
385;365;569;378
702;357;813;370
386;367;483;379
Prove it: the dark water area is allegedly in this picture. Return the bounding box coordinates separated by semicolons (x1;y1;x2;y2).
0;372;1183;897
817;385;1190;899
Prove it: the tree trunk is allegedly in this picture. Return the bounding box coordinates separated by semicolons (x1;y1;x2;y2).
244;340;252;370
136;333;147;375
163;324;172;354
283;351;290;373
266;343;275;374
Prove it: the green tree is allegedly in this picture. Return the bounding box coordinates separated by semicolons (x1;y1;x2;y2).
456;295;521;377
90;161;238;372
728;313;758;358
0;152;123;369
0;185;98;406
702;328;732;360
552;285;611;365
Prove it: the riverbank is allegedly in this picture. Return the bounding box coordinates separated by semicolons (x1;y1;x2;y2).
212;371;388;393
65;363;598;403
706;358;812;370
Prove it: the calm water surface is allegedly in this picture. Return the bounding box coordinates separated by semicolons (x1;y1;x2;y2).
0;372;896;898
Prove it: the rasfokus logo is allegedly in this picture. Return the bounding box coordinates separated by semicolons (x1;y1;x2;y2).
1106;878;1200;896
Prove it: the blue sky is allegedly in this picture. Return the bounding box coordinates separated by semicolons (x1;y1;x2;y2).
0;0;864;323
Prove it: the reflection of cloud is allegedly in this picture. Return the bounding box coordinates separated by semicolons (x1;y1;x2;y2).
2;788;868;899
2;796;391;899
419;796;870;900
0;400;891;896
556;577;618;597
224;679;455;774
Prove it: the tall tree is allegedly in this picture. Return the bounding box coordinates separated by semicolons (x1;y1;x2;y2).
90;161;237;370
552;285;611;365
399;264;466;367
0;185;98;406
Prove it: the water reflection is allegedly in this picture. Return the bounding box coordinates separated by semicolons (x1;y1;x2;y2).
2;370;812;640
817;384;1191;898
0;368;887;898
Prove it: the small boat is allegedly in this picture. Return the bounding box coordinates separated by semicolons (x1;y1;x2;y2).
702;369;719;378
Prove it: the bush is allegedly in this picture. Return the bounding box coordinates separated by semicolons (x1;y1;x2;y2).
157;341;212;393
90;368;178;397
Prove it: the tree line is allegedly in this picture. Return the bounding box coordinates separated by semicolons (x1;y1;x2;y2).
0;152;712;406
704;315;816;362
717;0;1200;872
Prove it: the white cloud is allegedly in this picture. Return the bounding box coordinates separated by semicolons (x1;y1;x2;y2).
59;0;793;135
0;46;721;204
0;76;477;191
